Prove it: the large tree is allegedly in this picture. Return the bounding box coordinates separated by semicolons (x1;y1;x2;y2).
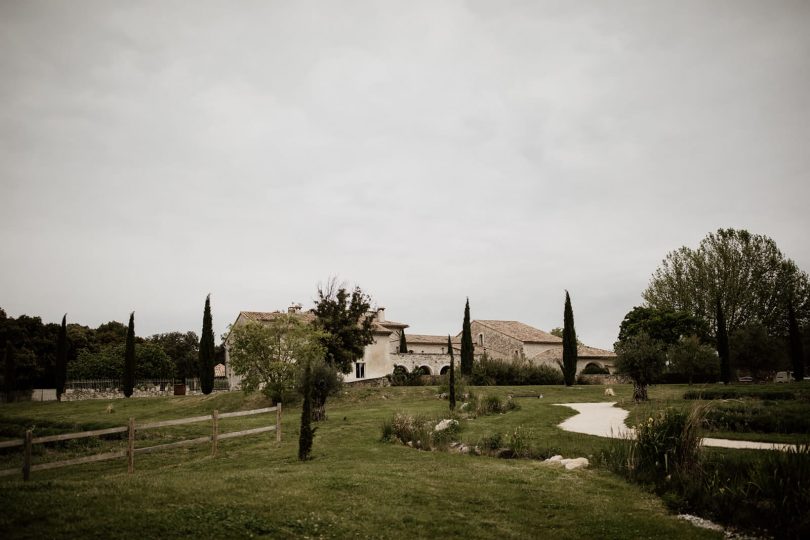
298;359;316;461
561;291;577;386
643;229;810;336
460;298;474;376
447;335;456;411
618;306;708;345
668;335;718;385
615;332;666;402
199;294;215;394
788;303;805;381
123;313;135;398
716;299;730;383
148;331;199;381
228;315;326;404
312;280;375;374
55;314;67;401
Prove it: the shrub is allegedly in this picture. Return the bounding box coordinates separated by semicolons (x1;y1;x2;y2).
581;363;610;375
478;433;503;452
470;355;563;386
382;413;461;451
473;395;519;416
387;365;426;386
683;388;796;400
703;400;810;434
632;406;703;481
507;426;532;458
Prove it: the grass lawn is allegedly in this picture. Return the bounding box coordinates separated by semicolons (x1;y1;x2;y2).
0;384;725;539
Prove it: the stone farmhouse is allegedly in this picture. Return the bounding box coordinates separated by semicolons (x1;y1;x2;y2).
224;305;615;389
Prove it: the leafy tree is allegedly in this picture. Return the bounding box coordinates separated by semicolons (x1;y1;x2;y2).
717;299;730;383
667;335;718;384
56;314;67;401
3;342;15;403
460;298;474;376
788;303;805;381
228;315;326;404
730;323;785;378
399;330;408;353
199;294;215;394
69;343;173;380
447;335;456;411
643;229;810;336
148;331;199;381
615;332;666;401
550;327;563;338
308;359;343;421
298;360;316;461
312;280;375;374
95;321;129;348
561;291;577;386
618;306;708;345
123;313;135;398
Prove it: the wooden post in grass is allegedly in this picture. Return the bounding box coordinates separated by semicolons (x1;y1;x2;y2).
23;430;32;481
276;403;282;443
127;417;135;474
211;410;219;456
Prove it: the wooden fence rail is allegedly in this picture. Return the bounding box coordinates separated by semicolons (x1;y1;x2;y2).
0;404;281;481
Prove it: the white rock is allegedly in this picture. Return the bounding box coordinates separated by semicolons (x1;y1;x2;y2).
564;458;589;470
547;455;564;462
434;419;459;432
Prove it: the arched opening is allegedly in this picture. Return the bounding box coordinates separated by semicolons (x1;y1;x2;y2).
419;365;433;376
440;365;450;375
581;362;609;375
393;364;409;374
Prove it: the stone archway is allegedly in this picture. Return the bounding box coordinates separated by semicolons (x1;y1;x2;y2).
439;366;450;375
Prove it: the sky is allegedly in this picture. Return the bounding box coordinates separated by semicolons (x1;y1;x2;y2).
1;0;809;349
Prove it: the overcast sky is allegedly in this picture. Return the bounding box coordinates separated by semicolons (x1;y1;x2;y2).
1;1;809;349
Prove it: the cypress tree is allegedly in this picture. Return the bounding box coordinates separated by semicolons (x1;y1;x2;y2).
562;291;578;386
199;294;215;395
460;298;474;376
298;360;316;461
4;342;15;403
399;330;408;353
716;299;730;383
447;335;456;411
56;314;67;402
123;312;135;398
788;303;805;382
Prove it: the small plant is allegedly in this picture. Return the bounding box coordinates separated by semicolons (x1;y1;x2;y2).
473;395;520;416
507;426;532;458
478;433;503;452
382;413;461;451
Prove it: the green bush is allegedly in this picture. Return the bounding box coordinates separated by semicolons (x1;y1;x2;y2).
387;365;426;386
470;355;563;386
473;394;519;416
581;363;610;375
703;400;810;434
683;388;797;400
382;413;460;451
601;405;810;538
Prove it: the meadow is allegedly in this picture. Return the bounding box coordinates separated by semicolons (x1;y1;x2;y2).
1;383;806;539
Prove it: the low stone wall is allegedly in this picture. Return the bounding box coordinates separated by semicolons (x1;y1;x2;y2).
62;386;207;401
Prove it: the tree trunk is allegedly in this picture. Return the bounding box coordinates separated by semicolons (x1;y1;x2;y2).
633;383;648;402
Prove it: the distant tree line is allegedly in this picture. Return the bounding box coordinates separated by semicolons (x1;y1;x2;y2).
0;306;224;395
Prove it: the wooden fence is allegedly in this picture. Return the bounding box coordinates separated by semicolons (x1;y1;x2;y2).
0;404;281;481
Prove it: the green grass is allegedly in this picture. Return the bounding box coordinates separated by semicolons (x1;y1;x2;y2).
0;385;722;539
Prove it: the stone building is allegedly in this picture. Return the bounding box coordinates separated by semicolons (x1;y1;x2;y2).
224;304;408;388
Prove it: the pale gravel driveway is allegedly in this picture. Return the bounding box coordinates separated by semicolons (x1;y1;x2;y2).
555;402;799;451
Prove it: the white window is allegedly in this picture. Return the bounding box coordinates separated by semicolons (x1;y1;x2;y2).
355;362;366;379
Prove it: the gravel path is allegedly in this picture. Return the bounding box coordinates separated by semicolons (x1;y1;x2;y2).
555;402;799;451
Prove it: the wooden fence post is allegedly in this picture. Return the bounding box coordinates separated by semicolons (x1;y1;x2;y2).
127;417;135;474
211;410;219;456
276;402;282;443
23;430;32;481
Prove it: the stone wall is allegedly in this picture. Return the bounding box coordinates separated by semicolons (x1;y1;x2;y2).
470;321;524;359
392;352;453;376
62;386;208;401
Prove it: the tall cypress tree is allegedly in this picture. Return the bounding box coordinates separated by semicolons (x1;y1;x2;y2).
298;360;316;461
562;291;578;386
460;298;474;376
788;303;805;382
199;294;215;395
123;312;135;398
3;342;15;403
716;299;730;383
399;330;408;353
447;335;456;411
55;314;67;402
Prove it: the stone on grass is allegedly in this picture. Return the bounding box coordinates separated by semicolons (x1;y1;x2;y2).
434;419;459;432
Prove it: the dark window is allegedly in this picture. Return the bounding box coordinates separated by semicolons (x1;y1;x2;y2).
478;333;484;346
355;362;365;379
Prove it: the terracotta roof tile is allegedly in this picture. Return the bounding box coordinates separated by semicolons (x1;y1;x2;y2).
474;320;562;344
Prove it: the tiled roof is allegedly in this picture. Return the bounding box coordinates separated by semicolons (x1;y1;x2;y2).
474;320;562;344
405;334;461;345
532;345;616;362
238;310;396;334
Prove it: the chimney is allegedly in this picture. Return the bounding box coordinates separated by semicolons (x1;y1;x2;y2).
376;307;385;322
288;302;302;314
